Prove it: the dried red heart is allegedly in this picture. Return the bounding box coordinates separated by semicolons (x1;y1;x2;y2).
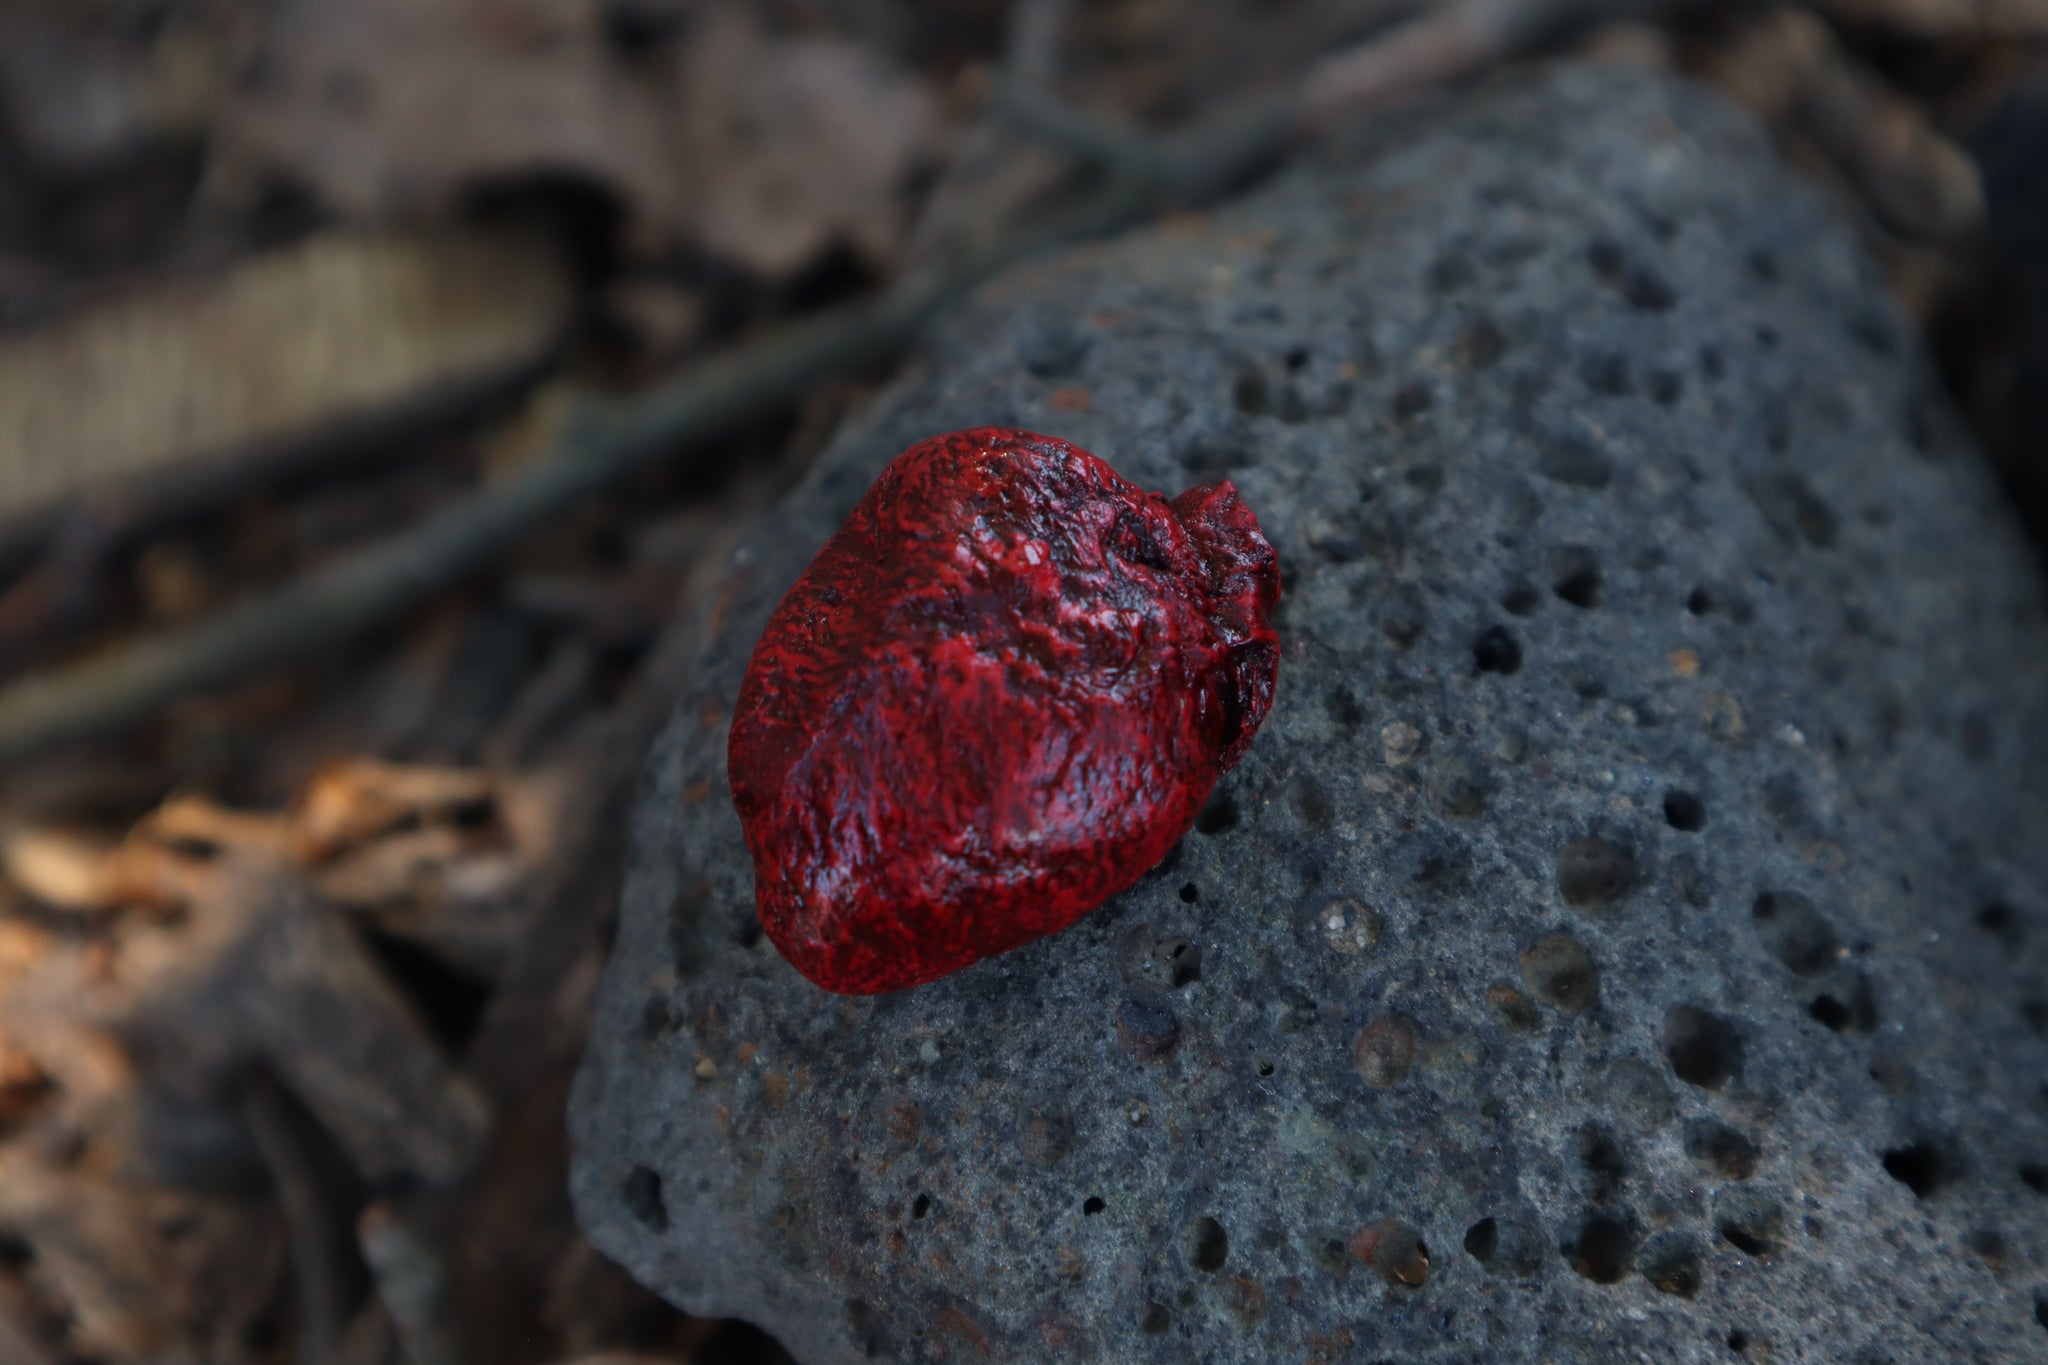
728;427;1280;993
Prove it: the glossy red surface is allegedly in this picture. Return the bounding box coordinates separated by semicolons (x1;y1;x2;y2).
728;427;1280;993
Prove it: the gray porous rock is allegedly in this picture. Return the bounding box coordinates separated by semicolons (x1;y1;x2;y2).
570;64;2048;1364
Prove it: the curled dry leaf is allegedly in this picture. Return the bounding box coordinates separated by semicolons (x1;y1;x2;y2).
141;794;299;860
0;822;212;915
296;758;498;858
673;11;939;275
3;758;565;997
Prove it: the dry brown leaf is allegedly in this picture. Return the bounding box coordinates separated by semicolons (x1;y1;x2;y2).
223;2;936;274
223;0;663;218
297;758;497;856
312;824;530;936
0;823;211;914
140;793;302;860
667;11;938;274
310;766;568;975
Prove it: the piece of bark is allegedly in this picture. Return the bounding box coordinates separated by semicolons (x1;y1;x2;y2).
120;865;490;1185
0;229;571;542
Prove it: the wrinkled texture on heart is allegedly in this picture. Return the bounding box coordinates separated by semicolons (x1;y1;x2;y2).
728;426;1280;993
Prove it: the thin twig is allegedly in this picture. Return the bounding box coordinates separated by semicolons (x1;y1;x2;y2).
1002;0;1685;187
1301;0;1545;125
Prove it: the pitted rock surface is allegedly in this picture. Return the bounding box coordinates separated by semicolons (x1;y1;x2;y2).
570;64;2048;1364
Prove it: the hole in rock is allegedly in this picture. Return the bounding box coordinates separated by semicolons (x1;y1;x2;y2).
1722;1224;1769;1256
1684;1120;1760;1180
1880;1141;1964;1199
1752;892;1839;976
1807;975;1878;1033
1404;462;1445;494
1350;1220;1429;1284
1810;995;1852;1031
1232;370;1269;416
1663;790;1707;831
1563;1211;1636;1284
1665;1006;1743;1089
1714;1190;1780;1257
1487;983;1539;1032
1178;883;1199;904
1639;1235;1702;1297
1184;1216;1229;1272
1977;903;2025;951
1557;837;1637;911
911;1193;932;1219
1118;998;1181;1062
1551;547;1601;607
1502;582;1542;616
1967;1228;2009;1266
1083;1196;1106;1216
622;1166;668;1232
1577;1125;1629;1201
1473;626;1522;675
1464;1219;1498;1262
1521;934;1600;1013
1195;792;1239;835
1392;382;1434;420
